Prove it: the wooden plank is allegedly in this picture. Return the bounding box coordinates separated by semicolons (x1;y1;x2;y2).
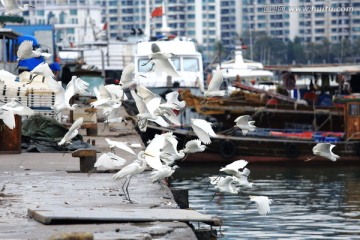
28;207;222;226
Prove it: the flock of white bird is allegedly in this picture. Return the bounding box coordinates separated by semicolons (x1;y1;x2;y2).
0;12;341;216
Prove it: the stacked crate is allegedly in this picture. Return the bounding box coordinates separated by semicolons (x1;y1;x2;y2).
0;80;27;106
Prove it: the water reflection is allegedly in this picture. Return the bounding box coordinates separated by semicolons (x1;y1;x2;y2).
170;163;360;239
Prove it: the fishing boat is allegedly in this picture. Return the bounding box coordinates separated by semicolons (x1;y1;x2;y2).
134;99;360;163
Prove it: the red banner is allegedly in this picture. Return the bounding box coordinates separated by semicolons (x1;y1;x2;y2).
151;6;163;18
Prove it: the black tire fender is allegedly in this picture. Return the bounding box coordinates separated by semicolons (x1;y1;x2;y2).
285;143;300;158
219;140;237;159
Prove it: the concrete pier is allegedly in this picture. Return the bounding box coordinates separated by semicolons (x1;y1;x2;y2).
0;111;220;239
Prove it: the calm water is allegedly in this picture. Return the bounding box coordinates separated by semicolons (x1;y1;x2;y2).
170;163;360;239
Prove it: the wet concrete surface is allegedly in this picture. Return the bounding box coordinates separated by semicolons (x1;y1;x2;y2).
0;112;204;239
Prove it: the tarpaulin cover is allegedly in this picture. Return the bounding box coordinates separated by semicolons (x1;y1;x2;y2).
22;114;91;152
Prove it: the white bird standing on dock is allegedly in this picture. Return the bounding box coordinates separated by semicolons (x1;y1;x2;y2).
142;43;181;78
17;40;51;61
245;196;273;216
191;119;217;144
58;117;83;146
204;70;226;97
105;138;135;155
1;0;34;16
307;143;340;162
220;159;248;178
234;115;256;136
112;151;148;203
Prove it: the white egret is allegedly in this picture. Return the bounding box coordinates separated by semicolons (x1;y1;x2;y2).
210;176;239;199
220;159;248;178
191;118;217;144
58;117;83;146
31;62;55;80
1;98;34;117
182;139;206;154
144;134;165;171
136;85;158;104
204;70;226;97
307;143;340;162
112;151;147;203
234;115;256;136
1;0;34;16
159;91;186;110
0;109;15;129
150;165;179;186
246;196;273;216
233;168;253;188
88;152;127;176
119;63;137;89
64;76;89;110
104;84;128;100
90;86;121;109
160;136;185;166
142;43;181;78
17;41;51;61
105;138;135;155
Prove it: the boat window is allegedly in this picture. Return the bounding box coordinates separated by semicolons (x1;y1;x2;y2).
349;104;360;115
171;58;180;71
183;58;199;72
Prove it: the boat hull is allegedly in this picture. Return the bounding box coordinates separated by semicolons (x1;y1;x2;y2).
140;124;360;164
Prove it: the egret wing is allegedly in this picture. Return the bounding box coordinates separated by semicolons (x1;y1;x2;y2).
69;117;83;132
191;124;211;144
225;160;248;170
0;110;15;129
208;70;223;91
192;119;216;137
17;40;33;59
120;63;135;84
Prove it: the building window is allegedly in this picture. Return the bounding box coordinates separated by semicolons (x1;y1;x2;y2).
70;9;77;15
67;28;75;34
36;10;45;16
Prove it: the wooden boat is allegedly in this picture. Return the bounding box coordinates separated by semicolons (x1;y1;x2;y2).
128;99;360;164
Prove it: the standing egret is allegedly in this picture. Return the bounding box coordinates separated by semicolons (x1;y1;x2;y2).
1;0;34;16
112;151;147;203
306;143;340;162
234;115;256;136
245;196;273;216
105;138;135;155
58;117;83;146
204;70;226;97
191;119;217;144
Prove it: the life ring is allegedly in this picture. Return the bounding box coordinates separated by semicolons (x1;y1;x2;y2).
219;140;237;159
285;143;300;158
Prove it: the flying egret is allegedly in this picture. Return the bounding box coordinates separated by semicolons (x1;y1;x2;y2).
17;41;51;61
1;98;34;117
234;115;256;136
181;139;206;154
210;176;239;200
306;143;340;162
112;151;147;203
159;91;186;110
220;159;248;178
58;117;83;146
233;168;253;188
64;76;89;110
31;62;55;80
0;109;15;129
88;152;127;176
142;43;181;78
1;0;34;16
150;165;179;188
144;134;165;171
204;70;226;97
105;138;135;155
191;118;217;144
119;63;137;89
245;196;273;216
160;136;185;166
90;86;122;109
